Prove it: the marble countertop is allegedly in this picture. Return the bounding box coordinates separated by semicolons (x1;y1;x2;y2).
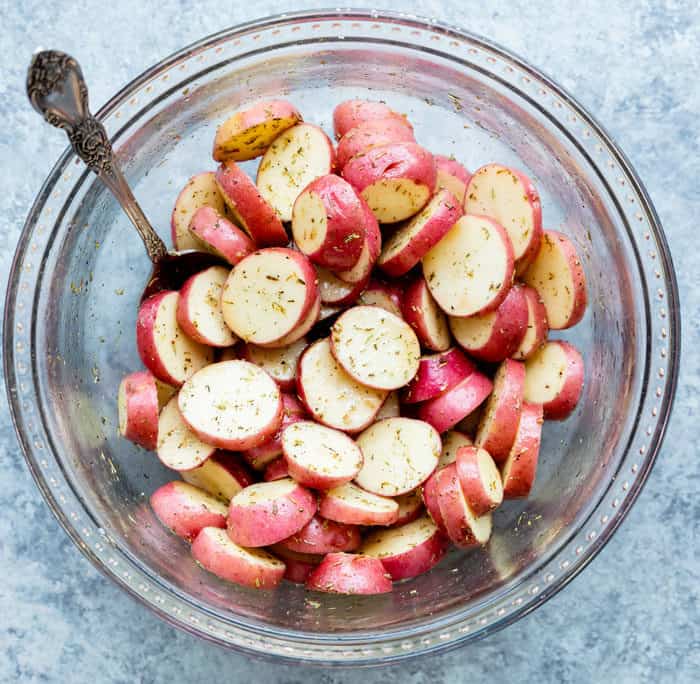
1;1;698;682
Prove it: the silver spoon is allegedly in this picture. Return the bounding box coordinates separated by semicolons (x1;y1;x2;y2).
26;50;224;302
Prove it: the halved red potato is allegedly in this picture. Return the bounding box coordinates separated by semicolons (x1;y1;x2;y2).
306;552;392;594
263;457;289;482
317;266;366;306
221;248;318;346
403;348;475;404
188;206;255;265
336;198;382;283
438;430;473;469
171;172;227;251
421;469;447;533
449;283;529;362
333;99;412;139
297;338;387;432
279;514;361;554
342;142;436;223
357;278;403;316
137;291;214;386
241;337;307;392
118;370;159;450
522;230;588;329
257;123;336;222
378;189;463;277
336;117;416;169
150;481;228;541
227;478;316;547
355;417;441;496
330;306;420;391
281;420;364;489
391;489;424;527
456;446;503;515
423;214;515;317
416;370;493;434
465;163;542;269
513;285;549;360
178;360;282;450
524;340;584;420
434;155;471;204
269;544;322;583
401;277;452;352
361;515;448;580
501;402;543;499
176;266;236;348
376;391;400;420
213;99;302;162
475;359;525;463
319;482;399;526
259;294;320;349
436;463;492;547
215;161;288;246
292;175;366;270
181;451;254;502
192;527;285;589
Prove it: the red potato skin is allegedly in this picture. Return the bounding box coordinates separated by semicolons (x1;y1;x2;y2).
336;198;382;283
403;348;475;404
239;343;304;392
317;267;368;306
269;545;322;583
375;528;450;581
358;278;404;317
421;470;447;533
336;117;416;168
183;450;256;499
333;99;412;139
119;371;159;450
215;161;288;246
188;206;255;265
501;402;543;498
279;515;361;554
227;481;317;547
318;490;399;526
513;286;550;360
284;451;361;491
434;155;471;204
305;552;392;594
176;269;231;347
391;492;424;527
538;341;585;420
150;482;227;542
170;172;225;250
401;277;450;351
476;359;526;463
263;457;289;481
456;446;502;516
435;464;483;548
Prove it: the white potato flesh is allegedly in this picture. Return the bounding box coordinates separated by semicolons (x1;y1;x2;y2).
449;311;496;349
363;179;431;223
375;391;400;420
292;191;327;254
361;515;439;557
325;482;399;515
476;449;503;503
172;173;226;251
331;306;420;390
355;417;441;496
523;342;568;402
157;396;216;470
245;337;307;386
438;430;473;469
181;457;247;502
155;379;178;408
233;478;298;507
317;267;358;305
182;266;236;346
413;283;451;349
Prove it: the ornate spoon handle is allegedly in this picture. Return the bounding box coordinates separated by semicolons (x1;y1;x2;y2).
27;50;167;262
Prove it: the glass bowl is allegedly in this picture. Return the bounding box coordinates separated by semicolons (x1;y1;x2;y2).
4;10;679;665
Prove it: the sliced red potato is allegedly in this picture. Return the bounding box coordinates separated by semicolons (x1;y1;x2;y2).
434;155;471;204
256;123;335;222
391;489;424;527
269;545;322;583
281;420;364;489
330;306;420;391
137;291;214;386
360;515;448;581
333;99;412;139
403;348;475;404
524;340;584;420
342;142;436;223
401;277;452;352
436;463;493;548
513;285;549;360
118;370;159;450
464;163;542;268
240;337;307;392
171;172;227;251
213;99;302;162
291;174;366;270
296;338;387;432
188;206;255;265
176;266;236;348
316;266;366;306
150;481;228;541
438;430;473;469
263;457;289;482
456;446;503;515
355;417;441;496
336;116;416;168
501;402;543;499
227;478;316;547
279;515;361;554
319;482;399;526
449;282;529;362
336;198;382;283
221;248;318;346
375;391;400;421
192;527;285;590
178;360;282;450
181;451;254;502
215;160;288;246
476;358;526;463
421;469;447;533
378;189;463;277
260;294;320;349
522;230;588;329
416;370;493;433
305;552;392;595
357;278;403;317
423;214;515;317
156;395;217;471
155;378;178;408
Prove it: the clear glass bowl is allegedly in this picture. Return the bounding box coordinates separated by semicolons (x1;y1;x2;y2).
4;10;679;665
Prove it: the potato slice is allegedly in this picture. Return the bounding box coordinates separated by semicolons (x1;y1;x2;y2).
171;172;227;251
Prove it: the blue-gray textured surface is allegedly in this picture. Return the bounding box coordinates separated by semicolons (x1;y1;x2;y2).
0;1;698;682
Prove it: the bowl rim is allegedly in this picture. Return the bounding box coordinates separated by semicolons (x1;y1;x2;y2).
4;8;680;665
